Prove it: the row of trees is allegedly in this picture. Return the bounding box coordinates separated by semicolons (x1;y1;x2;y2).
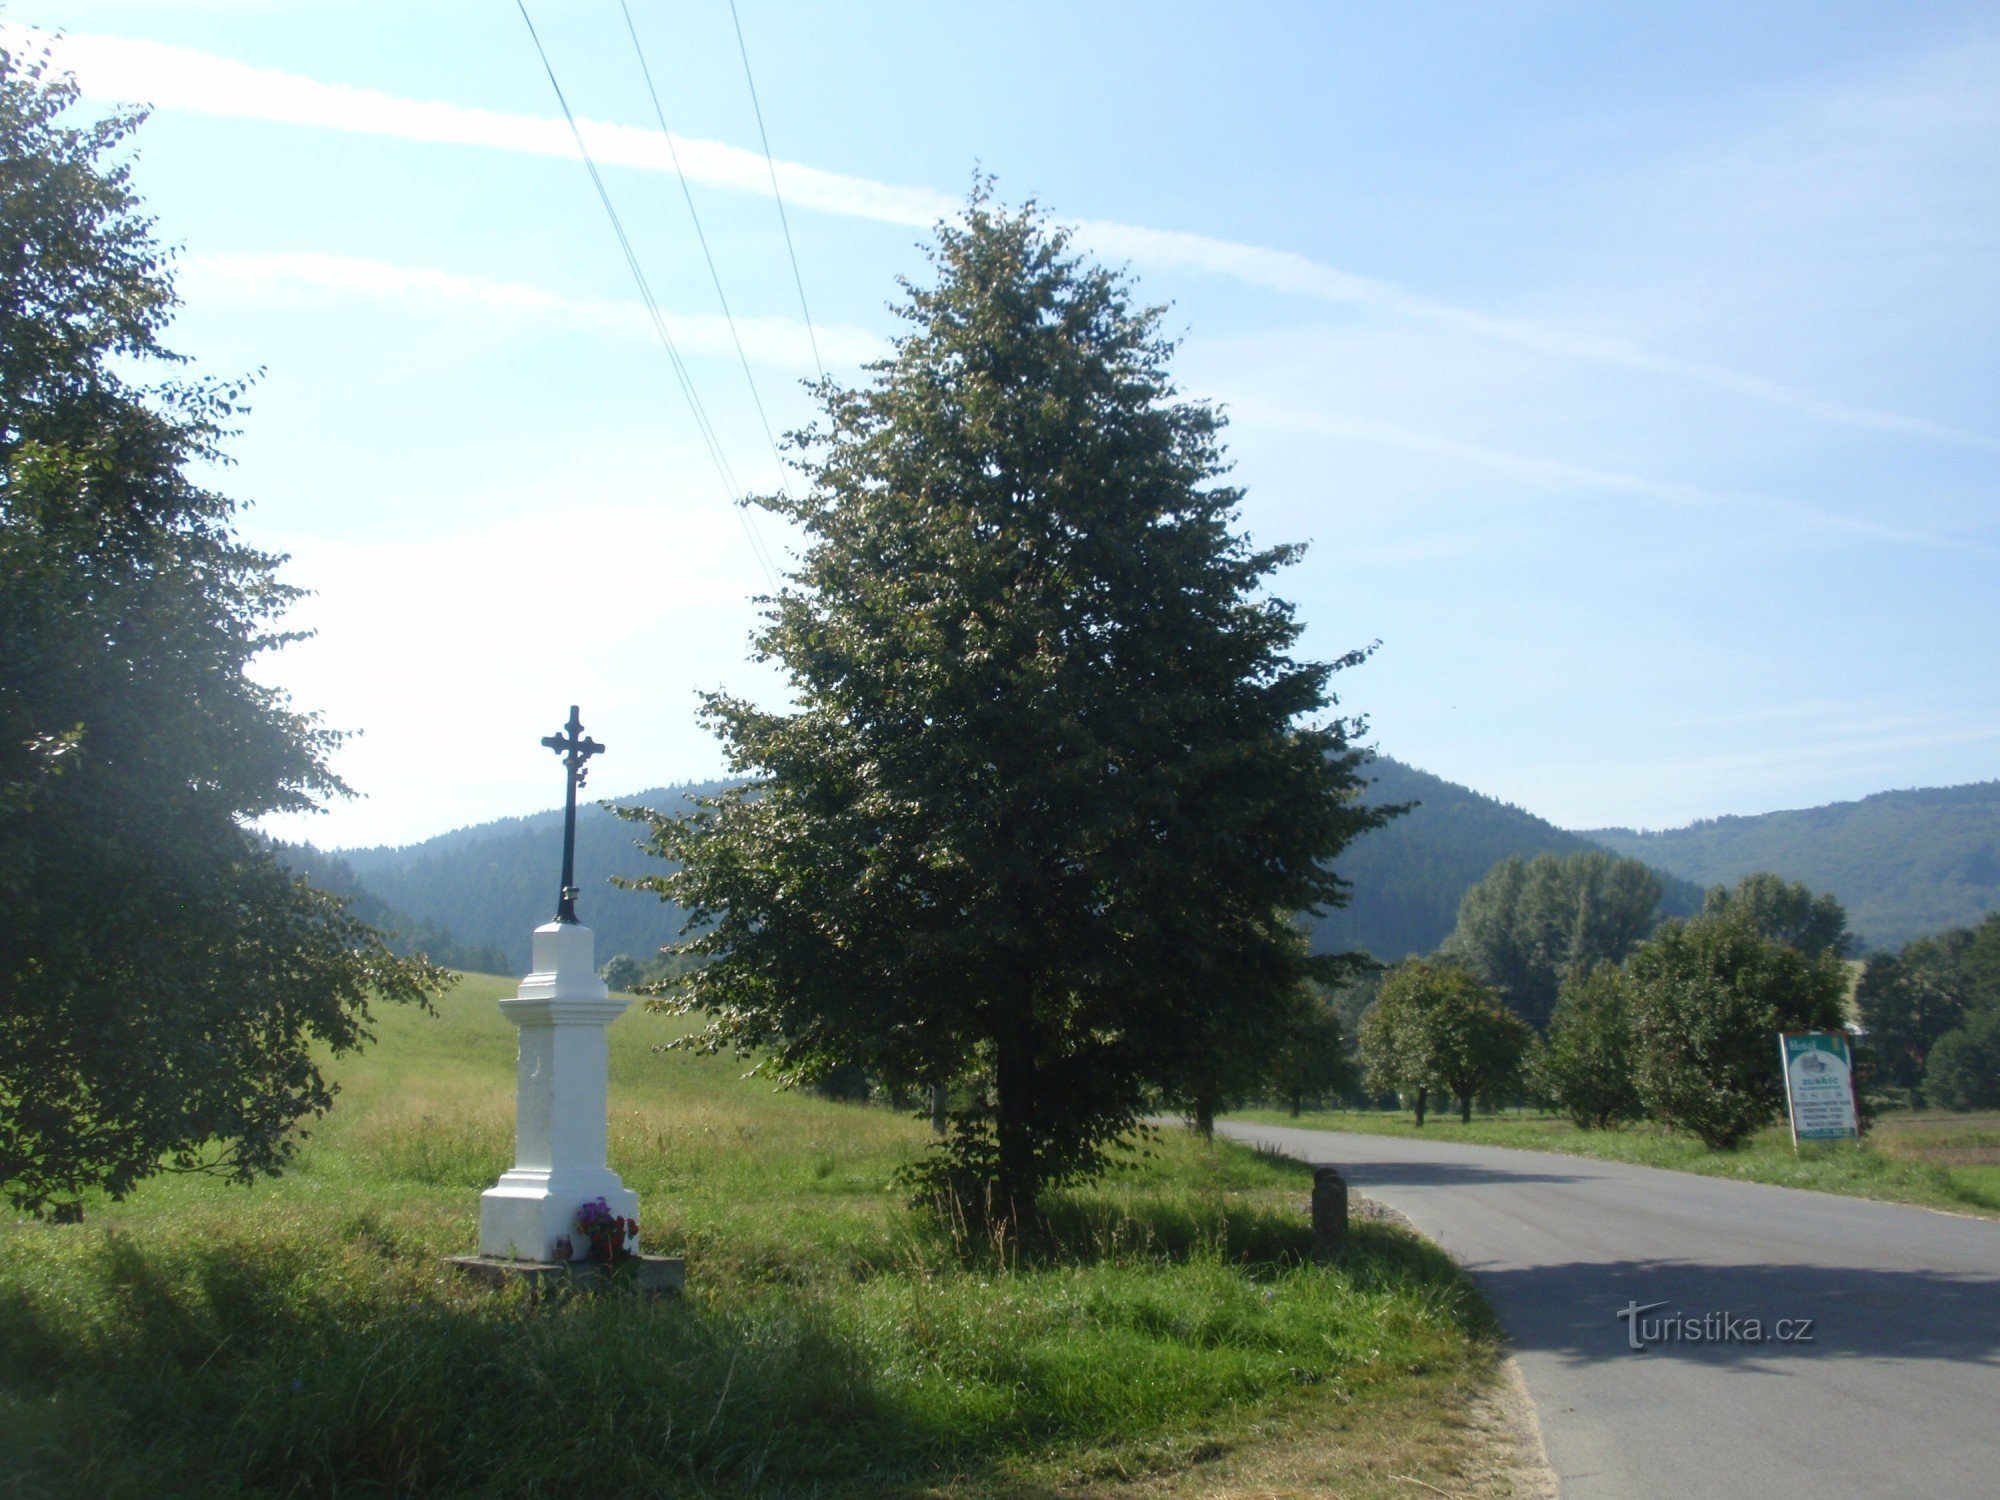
1353;859;1854;1149
1856;913;2000;1110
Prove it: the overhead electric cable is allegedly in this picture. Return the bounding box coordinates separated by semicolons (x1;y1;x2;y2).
727;0;826;385
513;0;780;590
618;0;790;476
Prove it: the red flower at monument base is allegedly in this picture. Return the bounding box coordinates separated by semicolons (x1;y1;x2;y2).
574;1197;638;1265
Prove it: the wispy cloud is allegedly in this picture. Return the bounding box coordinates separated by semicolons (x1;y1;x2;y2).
1085;223;1994;451
3;25;955;223
181;251;885;368
14;22;1991;451
1238;401;1966;549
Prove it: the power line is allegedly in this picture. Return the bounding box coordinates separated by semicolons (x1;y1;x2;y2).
513;0;780;590
617;0;789;476
728;0;825;385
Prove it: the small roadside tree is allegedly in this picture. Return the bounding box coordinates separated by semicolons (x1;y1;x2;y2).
600;953;646;993
627;190;1391;1235
1627;913;1847;1149
0;45;446;1216
1359;959;1528;1125
1530;962;1642;1129
1701;873;1853;959
1266;984;1357;1116
1419;967;1533;1123
1359;976;1431;1126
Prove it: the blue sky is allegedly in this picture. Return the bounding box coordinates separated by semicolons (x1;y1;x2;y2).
8;1;1997;849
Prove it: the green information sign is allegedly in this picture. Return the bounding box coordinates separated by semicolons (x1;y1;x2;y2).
1780;1031;1859;1145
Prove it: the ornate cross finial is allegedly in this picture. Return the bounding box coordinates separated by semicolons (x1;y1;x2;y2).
541;705;605;924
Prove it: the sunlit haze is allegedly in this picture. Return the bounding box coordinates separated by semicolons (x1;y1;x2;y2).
9;1;1995;848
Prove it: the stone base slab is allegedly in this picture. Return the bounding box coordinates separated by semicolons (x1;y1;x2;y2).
447;1253;685;1298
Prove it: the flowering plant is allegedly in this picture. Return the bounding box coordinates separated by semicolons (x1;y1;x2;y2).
574;1198;638;1264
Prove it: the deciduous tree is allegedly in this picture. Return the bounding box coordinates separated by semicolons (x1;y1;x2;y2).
1700;872;1853;959
1923;1007;2000;1112
627;190;1390;1233
0;44;446;1216
1856;935;1971;1106
1441;850;1663;1029
1627;912;1847;1149
1266;984;1357;1117
1530;962;1642;1129
1358;959;1528;1125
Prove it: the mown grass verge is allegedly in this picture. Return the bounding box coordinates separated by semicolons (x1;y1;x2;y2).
1227;1106;2000;1218
0;975;1536;1498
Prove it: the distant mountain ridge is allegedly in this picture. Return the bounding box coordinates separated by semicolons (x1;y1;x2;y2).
308;764;1998;974
310;758;1705;974
1584;780;2000;951
1309;756;1703;959
332;782;721;975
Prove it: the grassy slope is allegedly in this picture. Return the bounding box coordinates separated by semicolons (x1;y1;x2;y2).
1228;1108;2000;1218
1;977;1539;1499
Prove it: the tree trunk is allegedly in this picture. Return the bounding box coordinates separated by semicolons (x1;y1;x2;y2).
1288;1088;1302;1117
1460;1090;1473;1124
1192;1096;1215;1140
1413;1086;1428;1127
993;1008;1040;1240
929;1082;948;1136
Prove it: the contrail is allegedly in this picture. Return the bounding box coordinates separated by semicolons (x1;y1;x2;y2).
13;23;1992;452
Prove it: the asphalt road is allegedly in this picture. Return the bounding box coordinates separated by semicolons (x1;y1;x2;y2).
1217;1120;2000;1500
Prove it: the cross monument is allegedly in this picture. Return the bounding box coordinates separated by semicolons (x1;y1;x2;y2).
476;706;642;1264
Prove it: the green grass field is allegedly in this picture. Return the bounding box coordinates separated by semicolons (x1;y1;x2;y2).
1228;1106;2000;1217
0;975;1540;1498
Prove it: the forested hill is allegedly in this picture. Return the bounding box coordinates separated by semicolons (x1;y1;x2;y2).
1584;780;2000;951
333;783;722;975
314;759;1709;975
1309;756;1702;959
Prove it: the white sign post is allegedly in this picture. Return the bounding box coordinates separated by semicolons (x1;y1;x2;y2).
1780;1031;1860;1147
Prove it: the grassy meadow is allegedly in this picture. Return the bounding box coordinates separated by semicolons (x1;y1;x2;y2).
0;974;1541;1499
1229;1106;2000;1217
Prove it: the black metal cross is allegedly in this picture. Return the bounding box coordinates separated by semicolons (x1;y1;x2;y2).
540;705;605;924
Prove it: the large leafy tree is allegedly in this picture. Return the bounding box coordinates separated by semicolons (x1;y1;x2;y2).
0;46;446;1215
629;191;1390;1231
1627;912;1847;1149
1441;849;1664;1029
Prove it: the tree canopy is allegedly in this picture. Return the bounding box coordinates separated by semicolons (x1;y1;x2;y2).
0;45;447;1215
1358;959;1529;1125
1700;872;1853;959
1440;849;1664;1029
1857;911;2000;1109
627;190;1390;1231
1627;911;1847;1149
1529;962;1643;1130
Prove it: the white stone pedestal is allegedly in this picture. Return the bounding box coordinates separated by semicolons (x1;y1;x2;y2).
478;921;639;1262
